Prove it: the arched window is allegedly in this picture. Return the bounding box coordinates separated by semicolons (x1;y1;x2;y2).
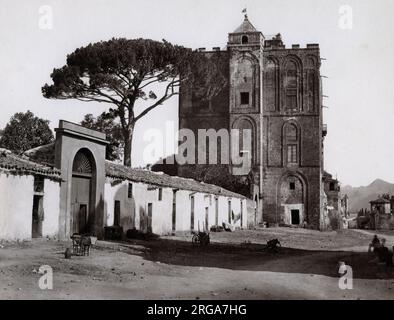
306;57;317;112
237;118;253;164
284;60;299;111
283;122;299;165
265;58;279;111
231;118;254;175
241;35;249;44
72;149;93;175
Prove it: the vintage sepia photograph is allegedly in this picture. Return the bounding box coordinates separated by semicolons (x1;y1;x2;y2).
0;0;393;304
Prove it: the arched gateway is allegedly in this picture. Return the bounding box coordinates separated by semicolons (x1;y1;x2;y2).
276;172;308;226
55;120;108;240
71;149;96;234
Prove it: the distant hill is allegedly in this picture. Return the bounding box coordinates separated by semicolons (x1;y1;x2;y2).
341;179;394;213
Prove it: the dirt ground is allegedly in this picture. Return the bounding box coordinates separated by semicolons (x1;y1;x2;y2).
0;227;393;300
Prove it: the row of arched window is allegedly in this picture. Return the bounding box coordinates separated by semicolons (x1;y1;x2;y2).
232;118;301;167
188;118;302;169
265;56;318;112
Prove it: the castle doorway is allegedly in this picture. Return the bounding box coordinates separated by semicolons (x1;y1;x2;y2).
278;174;306;225
71;149;96;234
291;209;300;225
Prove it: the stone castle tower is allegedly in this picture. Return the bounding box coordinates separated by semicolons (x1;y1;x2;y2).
177;14;327;229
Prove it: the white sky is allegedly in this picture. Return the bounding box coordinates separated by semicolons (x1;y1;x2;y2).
0;0;393;187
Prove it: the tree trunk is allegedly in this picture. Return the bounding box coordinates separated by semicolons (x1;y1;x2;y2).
123;125;134;167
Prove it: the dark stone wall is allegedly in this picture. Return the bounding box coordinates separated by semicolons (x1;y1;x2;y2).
261;47;323;228
177;38;325;229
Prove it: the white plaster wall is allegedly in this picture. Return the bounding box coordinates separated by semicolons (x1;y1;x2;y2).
105;180;174;235
104;181;116;227
104;179;135;230
218;196;230;225
207;195;216;227
0;174;34;240
105;179;141;231
175;190;192;231
242;199;248;228
189;194;246;231
134;182;154;232
104;178;247;235
232;198;242;227
150;187;173;235
246;198;257;228
42;179;61;238
193;193;206;231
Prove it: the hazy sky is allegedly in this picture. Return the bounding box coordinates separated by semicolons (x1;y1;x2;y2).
0;0;393;187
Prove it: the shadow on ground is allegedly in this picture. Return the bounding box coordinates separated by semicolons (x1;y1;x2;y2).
116;237;394;280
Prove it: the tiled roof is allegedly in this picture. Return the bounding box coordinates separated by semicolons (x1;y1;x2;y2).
22;143;246;198
323;171;338;182
105;161;246;199
0;148;60;179
370;197;391;204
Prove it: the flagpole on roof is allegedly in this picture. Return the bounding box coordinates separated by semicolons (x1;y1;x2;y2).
242;7;247;18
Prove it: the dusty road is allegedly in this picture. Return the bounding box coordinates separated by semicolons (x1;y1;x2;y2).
0;228;393;300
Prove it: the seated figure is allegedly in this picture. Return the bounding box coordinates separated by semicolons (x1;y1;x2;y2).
368;234;380;253
375;238;393;267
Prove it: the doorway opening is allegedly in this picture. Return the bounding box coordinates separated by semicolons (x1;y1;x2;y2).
114;200;121;226
71;148;96;235
291;209;300;225
32;195;43;238
74;204;88;234
190;196;195;230
205;207;209;231
147;203;153;233
215;197;219;226
172;190;177;231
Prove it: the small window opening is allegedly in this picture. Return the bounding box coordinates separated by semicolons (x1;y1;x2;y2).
114;200;121;226
34;176;44;193
127;183;133;198
240;92;249;105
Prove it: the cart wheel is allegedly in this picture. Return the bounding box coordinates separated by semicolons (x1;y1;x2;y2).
192;234;199;247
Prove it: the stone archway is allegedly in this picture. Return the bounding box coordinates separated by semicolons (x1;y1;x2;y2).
71;148;97;234
276;173;307;226
55;120;108;240
231;116;255;175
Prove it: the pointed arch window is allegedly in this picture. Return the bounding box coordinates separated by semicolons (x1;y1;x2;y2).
284;60;299;111
265;58;279;111
237;118;254;165
241;35;249;44
306;57;317;112
283;122;300;165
